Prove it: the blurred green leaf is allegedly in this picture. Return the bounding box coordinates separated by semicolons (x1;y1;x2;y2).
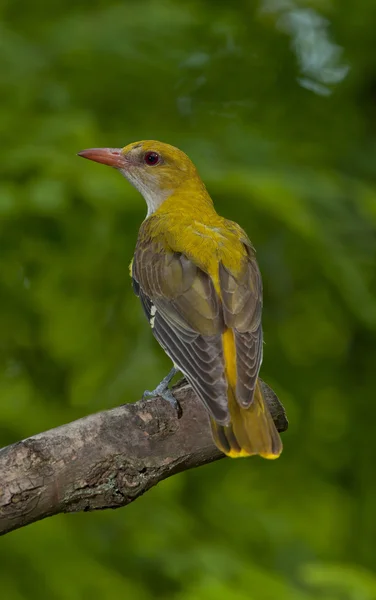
1;0;376;598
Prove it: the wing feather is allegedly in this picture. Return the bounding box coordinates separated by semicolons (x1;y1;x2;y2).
133;220;264;418
133;238;229;423
151;298;228;422
219;255;263;408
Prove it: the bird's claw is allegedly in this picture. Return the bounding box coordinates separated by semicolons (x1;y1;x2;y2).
142;367;182;418
143;386;182;418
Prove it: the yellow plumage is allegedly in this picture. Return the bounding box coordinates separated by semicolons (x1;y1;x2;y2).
213;324;281;459
78;140;283;459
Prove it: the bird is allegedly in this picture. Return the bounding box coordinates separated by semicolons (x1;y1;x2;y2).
78;141;283;459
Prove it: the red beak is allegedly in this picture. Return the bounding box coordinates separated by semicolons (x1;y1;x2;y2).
77;147;126;169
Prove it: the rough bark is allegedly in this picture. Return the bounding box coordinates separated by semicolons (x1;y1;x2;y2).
0;379;288;536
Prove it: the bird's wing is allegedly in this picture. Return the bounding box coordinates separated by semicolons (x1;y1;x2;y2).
219;232;263;408
132;239;229;424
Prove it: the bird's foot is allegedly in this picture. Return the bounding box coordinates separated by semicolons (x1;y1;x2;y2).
143;367;182;418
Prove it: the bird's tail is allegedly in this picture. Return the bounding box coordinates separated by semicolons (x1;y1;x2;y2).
210;379;283;459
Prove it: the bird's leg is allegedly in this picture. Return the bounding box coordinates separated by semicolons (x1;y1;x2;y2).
143;366;182;418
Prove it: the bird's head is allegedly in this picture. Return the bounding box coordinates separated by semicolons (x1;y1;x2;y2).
78;140;204;215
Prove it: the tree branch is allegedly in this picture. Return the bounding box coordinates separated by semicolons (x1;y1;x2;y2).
0;380;288;536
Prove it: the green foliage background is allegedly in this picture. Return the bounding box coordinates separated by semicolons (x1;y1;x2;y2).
1;0;376;598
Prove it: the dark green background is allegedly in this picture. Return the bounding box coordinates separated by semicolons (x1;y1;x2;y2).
1;0;376;598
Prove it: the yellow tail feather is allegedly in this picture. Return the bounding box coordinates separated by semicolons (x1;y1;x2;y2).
210;379;283;459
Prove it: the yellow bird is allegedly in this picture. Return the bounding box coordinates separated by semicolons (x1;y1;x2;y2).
78;141;282;459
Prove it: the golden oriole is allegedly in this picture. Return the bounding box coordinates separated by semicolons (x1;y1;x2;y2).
78;141;283;459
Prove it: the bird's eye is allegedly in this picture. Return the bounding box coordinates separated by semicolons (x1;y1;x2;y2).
144;151;160;166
